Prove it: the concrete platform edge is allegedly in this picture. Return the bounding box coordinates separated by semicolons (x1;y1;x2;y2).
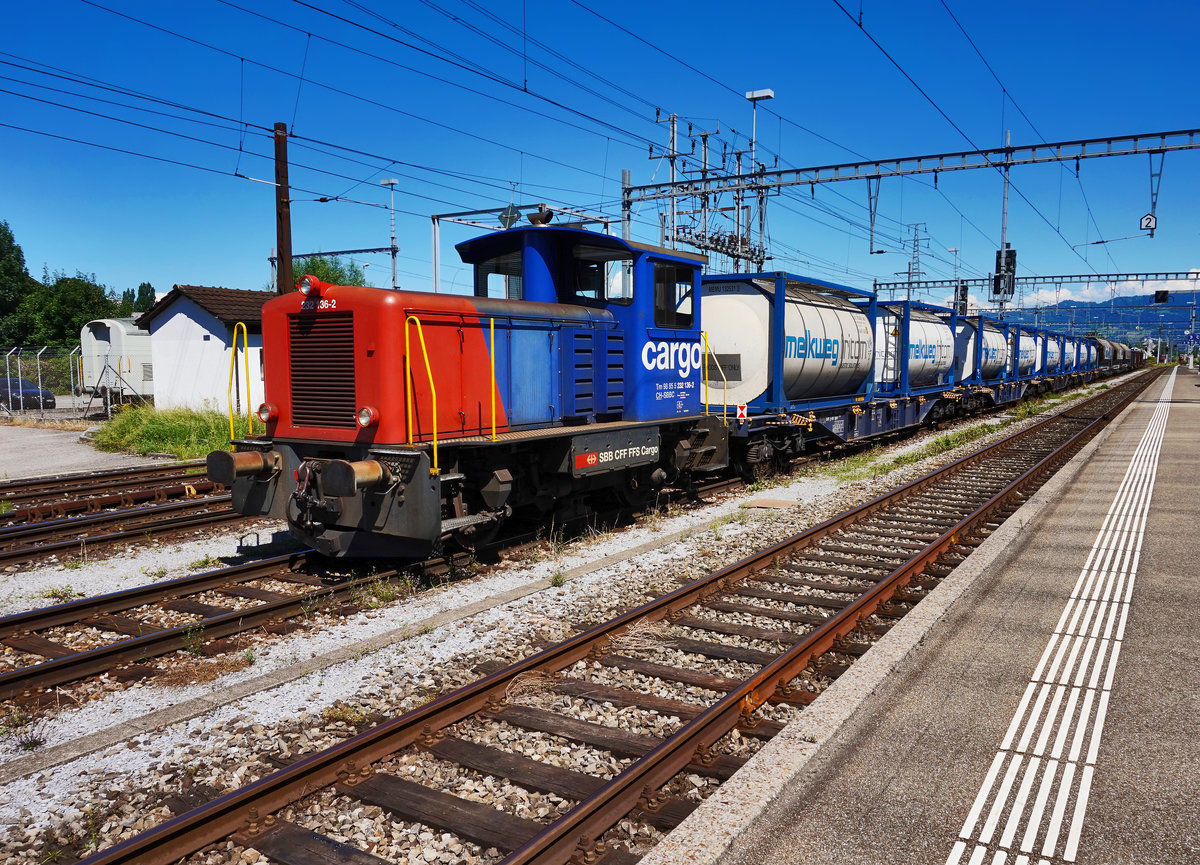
640;407;1132;865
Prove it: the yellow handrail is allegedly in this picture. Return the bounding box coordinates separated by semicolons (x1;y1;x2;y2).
227;322;254;441
702;331;728;424
404;315;439;475
489;317;498;441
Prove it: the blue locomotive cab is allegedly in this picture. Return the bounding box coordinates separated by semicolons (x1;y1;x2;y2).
456;225;707;423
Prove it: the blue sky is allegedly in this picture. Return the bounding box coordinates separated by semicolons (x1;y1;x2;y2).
2;0;1198;318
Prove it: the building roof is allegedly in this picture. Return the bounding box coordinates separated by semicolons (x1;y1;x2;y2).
136;285;273;332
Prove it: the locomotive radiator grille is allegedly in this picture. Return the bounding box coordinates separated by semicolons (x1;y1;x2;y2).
288;311;357;429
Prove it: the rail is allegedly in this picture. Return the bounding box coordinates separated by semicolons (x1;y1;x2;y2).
404;315;440;475
71;372;1156;865
226;321;254;441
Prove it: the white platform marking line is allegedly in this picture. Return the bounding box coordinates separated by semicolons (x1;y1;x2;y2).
1063;765;1096;861
1041;760;1077;857
1032;686;1066;756
999;756;1042;848
1056;637;1085;687
1049;687;1082;760
1031;635;1062;682
1067;690;1095;764
1019;758;1060;853
1016;684;1053;753
960;751;1009;837
1086;690;1111;766
947;370;1175;865
980;755;1025;843
1000;682;1039;751
1084;633;1108;686
1071;638;1097;689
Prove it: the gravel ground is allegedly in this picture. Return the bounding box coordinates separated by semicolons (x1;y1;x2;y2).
0;386;1117;863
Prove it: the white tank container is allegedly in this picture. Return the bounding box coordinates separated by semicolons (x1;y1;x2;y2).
1045;338;1062;373
874;305;954;389
954;320;1008;381
1014;332;1037;376
701;279;874;406
1088;344;1098;367
1033;335;1046;374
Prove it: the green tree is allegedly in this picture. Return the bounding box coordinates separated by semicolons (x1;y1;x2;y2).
292;253;372;288
115;288;135;317
134;281;155;311
12;270;116;346
0;220;41;343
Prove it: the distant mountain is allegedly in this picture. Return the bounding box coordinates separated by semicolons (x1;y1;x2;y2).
996;293;1196;347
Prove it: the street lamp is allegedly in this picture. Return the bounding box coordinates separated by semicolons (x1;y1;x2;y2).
380;178;399;289
745;89;774;173
745;89;774;272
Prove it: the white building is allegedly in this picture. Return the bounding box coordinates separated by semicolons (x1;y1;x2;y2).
135;285;270;413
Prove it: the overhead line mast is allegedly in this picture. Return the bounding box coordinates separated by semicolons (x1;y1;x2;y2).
624;127;1200;274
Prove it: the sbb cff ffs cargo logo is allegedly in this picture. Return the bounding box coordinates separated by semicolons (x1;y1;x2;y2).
575;452;600;469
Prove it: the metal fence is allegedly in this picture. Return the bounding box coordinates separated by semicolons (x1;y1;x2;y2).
1;345;100;419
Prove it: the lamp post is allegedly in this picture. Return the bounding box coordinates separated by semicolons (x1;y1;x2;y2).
380;178;399;289
745;89;774;171
745;89;774;271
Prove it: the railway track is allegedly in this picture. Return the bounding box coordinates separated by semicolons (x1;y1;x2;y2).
0;462;239;567
73;369;1158;865
0;552;421;703
0;461;207;511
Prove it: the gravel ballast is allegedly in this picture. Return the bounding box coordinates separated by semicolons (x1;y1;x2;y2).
0;384;1127;862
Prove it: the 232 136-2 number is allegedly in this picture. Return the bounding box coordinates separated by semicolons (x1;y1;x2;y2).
300;298;337;311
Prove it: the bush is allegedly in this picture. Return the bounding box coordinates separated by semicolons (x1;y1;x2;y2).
92;406;257;459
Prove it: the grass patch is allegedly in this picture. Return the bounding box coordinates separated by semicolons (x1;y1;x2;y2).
824;422;1014;482
320;702;370;725
349;576;405;610
91;406;256;460
38;585;85;604
1;705;51;751
1;417;91;432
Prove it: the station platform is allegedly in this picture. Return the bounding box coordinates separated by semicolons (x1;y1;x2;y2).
648;366;1199;865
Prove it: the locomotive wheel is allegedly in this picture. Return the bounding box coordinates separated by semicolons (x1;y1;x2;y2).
614;468;653;509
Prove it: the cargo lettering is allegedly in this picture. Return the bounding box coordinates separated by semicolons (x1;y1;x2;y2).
784;330;839;366
641;340;702;380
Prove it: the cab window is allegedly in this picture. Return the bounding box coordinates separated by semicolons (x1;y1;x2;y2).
475;250;523;299
566;245;633;305
653;262;696;328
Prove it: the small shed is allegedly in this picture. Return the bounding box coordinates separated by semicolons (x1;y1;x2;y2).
135;285;271;413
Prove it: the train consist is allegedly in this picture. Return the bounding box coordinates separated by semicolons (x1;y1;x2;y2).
208;223;1139;559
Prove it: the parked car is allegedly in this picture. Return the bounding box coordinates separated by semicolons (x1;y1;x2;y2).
1;377;56;410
